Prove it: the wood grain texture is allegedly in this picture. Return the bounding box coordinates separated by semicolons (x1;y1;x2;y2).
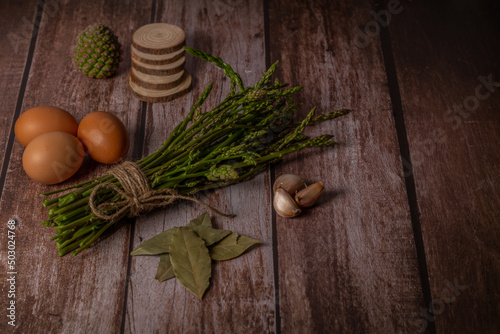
388;1;500;333
0;1;38;179
123;0;275;333
0;0;152;333
268;0;425;332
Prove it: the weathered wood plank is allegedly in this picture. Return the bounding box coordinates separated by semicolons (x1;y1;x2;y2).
123;1;275;333
0;2;40;332
388;1;500;333
0;1;152;333
0;1;38;181
268;0;425;332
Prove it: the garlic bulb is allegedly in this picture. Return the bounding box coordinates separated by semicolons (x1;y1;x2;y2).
273;174;306;195
273;188;302;218
295;182;324;207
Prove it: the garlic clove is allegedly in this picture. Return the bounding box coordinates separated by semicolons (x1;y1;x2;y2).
273;188;302;218
294;182;325;208
273;174;307;195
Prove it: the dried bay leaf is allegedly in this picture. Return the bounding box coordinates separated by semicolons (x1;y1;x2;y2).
169;227;212;299
210;232;262;261
192;225;232;246
155;254;175;282
132;213;262;299
130;227;178;256
186;212;212;228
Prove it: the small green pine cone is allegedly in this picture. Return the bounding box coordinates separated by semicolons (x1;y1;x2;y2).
74;24;122;79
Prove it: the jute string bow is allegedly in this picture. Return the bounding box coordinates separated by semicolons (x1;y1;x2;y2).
89;161;235;220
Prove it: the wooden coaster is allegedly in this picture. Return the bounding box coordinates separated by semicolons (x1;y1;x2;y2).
131;45;185;65
132;23;185;55
130;68;186;90
129;71;192;103
132;56;185;76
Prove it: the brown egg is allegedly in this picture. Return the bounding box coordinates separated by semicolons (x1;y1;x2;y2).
15;106;78;147
22;131;85;184
77;111;129;164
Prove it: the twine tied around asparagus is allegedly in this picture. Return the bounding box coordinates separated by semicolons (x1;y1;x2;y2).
89;161;235;220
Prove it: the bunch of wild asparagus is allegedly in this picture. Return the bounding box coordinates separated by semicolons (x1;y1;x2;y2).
40;47;349;256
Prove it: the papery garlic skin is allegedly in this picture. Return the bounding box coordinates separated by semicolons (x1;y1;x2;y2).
295;182;324;207
273;188;302;218
273;174;306;195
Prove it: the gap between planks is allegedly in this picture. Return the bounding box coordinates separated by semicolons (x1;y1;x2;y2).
374;1;436;333
119;100;149;334
0;0;45;204
263;0;282;332
119;0;157;332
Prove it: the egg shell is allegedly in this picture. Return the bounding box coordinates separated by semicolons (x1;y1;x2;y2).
15;106;78;147
22;131;85;185
77;111;130;164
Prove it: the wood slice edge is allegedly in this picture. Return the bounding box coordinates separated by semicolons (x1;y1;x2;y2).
132;58;185;76
128;73;192;103
130;70;187;90
131;47;185;65
132;39;185;56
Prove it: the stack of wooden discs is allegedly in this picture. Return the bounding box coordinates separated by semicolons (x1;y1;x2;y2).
128;23;191;103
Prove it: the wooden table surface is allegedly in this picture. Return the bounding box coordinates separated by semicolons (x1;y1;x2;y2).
1;0;499;333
